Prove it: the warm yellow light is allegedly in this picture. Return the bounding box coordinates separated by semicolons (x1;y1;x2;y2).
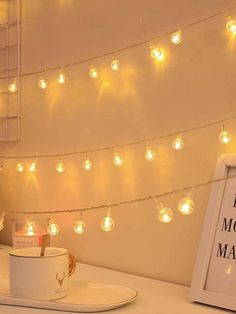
0;213;5;231
0;164;3;172
16;162;24;172
8;79;17;93
57;71;66;84
29;161;37;172
226;16;236;34
172;135;184;150
150;44;165;61
219;126;232;144
170;30;182;45
157;203;173;223
47;219;59;236
83;156;92;171
38;77;48;90
56;159;65;173
89;65;98;79
178;196;194;215
24;217;36;236
113;151;123;167
73;214;86;234
111;57;121;71
145;147;155;161
101;208;115;232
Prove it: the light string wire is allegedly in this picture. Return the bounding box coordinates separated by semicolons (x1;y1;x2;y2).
1;5;236;81
0;114;235;159
5;171;236;215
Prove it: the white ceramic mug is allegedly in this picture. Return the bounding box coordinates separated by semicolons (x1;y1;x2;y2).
9;247;76;301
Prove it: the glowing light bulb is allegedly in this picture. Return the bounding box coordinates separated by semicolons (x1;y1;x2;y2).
38;77;48;89
178;195;194;215
145;146;155;161
56;159;65;173
226;16;236;34
157;203;173;223
73;214;86;234
29;160;37;172
57;71;66;84
170;30;182;45
16;162;24;172
101;208;115;232
47;219;59;236
89;65;98;79
8;79;17;93
172;135;184;150
150;44;165;61
111;57;121;71
83;155;92;171
219;126;232;144
113;151;123;167
0;213;5;231
24;217;36;235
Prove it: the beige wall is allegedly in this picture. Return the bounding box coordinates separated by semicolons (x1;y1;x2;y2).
1;0;236;286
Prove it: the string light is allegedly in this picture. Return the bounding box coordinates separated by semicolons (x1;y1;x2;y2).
16;162;24;172
226;16;236;34
145;146;155;161
82;155;92;171
73;213;86;234
89;65;98;79
101;208;115;232
0;213;5;231
38;76;48;90
170;30;182;44
24;217;36;235
219;125;232;144
172;134;184;151
47;219;59;236
29;160;37;172
113;151;123;167
150;44;165;61
56;159;65;173
178;191;194;215
57;71;66;84
111;57;121;71
157;203;173;223
8;79;17;93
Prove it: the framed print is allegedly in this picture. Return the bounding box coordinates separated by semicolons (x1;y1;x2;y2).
190;154;236;311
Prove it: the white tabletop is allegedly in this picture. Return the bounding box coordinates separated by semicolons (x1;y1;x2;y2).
0;246;231;314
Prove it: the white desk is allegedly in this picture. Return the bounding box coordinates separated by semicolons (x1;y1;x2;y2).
0;246;231;313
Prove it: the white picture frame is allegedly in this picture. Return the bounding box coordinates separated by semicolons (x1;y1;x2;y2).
190;154;236;311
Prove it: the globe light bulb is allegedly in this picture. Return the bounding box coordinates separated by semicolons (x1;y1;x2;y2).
47;219;59;236
111;57;121;71
172;135;184;150
73;214;86;234
24;217;36;235
56;159;65;173
170;30;182;45
0;213;5;231
8;79;17;93
83;155;92;171
16;162;24;172
219;126;232;144
157;203;173;223
89;65;98;79
38;77;48;89
226;16;236;34
113;151;123;167
178;195;194;215
29;160;37;172
145;146;155;161
57;71;66;84
150;44;165;61
101;208;115;232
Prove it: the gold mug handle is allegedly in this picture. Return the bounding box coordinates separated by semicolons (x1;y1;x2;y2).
68;254;77;277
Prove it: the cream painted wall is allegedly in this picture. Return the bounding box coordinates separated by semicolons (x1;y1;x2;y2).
1;0;236;286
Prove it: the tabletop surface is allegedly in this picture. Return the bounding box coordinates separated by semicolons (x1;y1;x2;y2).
0;245;232;314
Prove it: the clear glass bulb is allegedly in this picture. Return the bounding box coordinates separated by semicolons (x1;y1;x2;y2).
157;203;173;223
56;159;65;173
47;219;59;236
170;30;182;45
150;44;165;61
226;16;236;34
24;217;36;235
73;215;86;234
113;152;123;167
57;71;66;84
145;147;155;161
38;77;48;89
111;57;121;71
101;209;115;232
178;196;194;215
8;79;17;93
89;65;98;79
83;156;92;171
172;135;184;150
16;162;24;172
0;213;5;231
29;161;37;172
219;127;232;144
